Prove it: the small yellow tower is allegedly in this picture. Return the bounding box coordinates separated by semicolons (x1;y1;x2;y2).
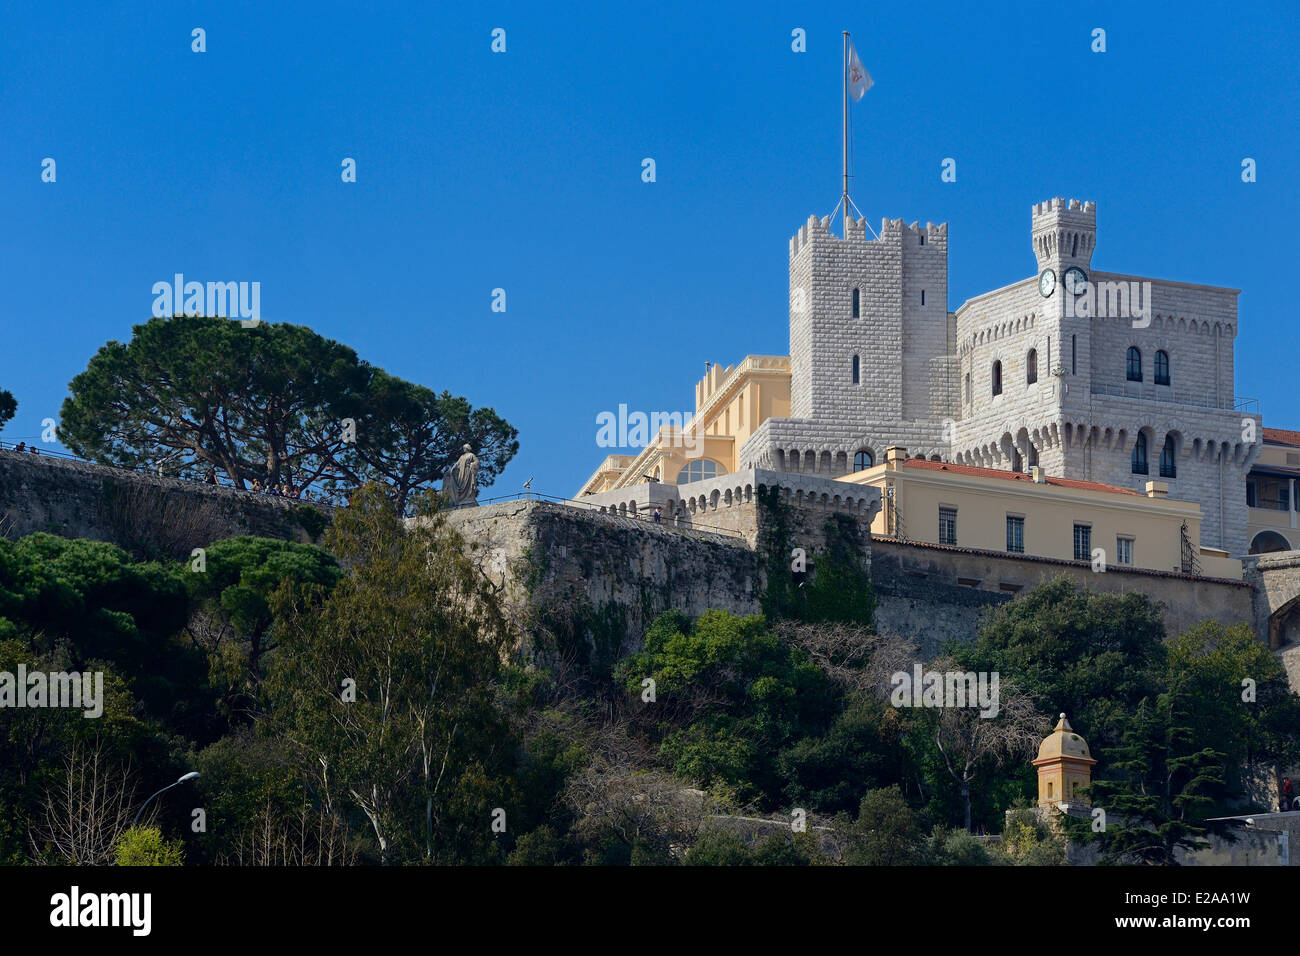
1032;713;1096;808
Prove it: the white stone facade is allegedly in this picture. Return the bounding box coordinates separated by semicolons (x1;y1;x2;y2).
743;197;1261;555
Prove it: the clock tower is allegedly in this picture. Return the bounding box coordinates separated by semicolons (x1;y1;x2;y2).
1032;197;1096;277
1031;198;1097;390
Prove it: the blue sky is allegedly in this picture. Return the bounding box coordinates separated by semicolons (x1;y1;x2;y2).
3;1;1297;498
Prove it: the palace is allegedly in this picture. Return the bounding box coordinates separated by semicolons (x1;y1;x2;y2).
578;198;1298;567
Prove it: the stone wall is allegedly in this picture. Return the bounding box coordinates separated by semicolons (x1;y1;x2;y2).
573;467;880;557
1244;551;1300;648
448;495;1261;669
0;449;327;559
871;537;1254;654
3;447;1281;677
1038;807;1291;866
444;500;763;668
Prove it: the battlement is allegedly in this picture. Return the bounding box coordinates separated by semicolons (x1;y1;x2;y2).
790;213;948;257
0;448;327;560
1032;197;1097;268
1032;197;1096;220
696;361;737;408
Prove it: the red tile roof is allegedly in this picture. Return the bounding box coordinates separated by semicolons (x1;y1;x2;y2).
1264;427;1300;447
899;457;1141;495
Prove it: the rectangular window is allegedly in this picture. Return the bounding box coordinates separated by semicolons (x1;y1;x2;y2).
921;289;926;306
1117;537;1134;565
1073;524;1092;561
1006;515;1024;553
1071;334;1077;375
939;507;957;545
1252;477;1291;511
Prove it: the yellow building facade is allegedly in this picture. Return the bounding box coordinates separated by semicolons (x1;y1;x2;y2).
578;356;791;495
1246;427;1300;554
839;446;1242;578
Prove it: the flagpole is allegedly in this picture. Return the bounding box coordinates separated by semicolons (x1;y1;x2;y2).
842;30;850;238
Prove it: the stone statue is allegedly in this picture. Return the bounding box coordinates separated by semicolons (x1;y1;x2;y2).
444;444;480;506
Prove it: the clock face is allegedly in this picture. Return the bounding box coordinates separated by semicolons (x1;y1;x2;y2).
1039;268;1056;297
1064;266;1089;295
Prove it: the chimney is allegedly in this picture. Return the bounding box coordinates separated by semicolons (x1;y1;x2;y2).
885;446;907;471
1145;481;1168;498
1031;465;1045;484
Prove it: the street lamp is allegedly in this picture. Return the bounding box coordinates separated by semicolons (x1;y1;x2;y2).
133;771;200;825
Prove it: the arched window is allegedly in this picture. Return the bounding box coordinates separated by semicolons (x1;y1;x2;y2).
1250;530;1292;555
991;360;1003;396
852;287;860;319
1154;350;1170;386
1026;349;1038;385
1132;433;1149;475
676;459;721;485
1159;436;1176;478
851;354;860;384
1028;444;1039;468
1013;450;1023;472
1127;347;1143;382
853;449;874;471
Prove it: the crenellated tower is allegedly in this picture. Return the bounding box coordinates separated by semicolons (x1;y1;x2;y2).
1032;197;1096;275
788;214;951;426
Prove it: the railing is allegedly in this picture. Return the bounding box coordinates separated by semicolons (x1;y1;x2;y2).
0;441;748;539
1249;497;1291;513
1087;384;1250;412
0;439;89;464
0;439;341;506
1180;521;1203;575
474;489;748;541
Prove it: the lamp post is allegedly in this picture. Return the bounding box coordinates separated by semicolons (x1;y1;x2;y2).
133;771;200;826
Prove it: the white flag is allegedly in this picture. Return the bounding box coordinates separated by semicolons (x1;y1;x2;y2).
848;42;873;100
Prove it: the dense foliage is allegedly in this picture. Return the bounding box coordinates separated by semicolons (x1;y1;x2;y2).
58;316;518;510
0;497;1295;865
0;389;15;434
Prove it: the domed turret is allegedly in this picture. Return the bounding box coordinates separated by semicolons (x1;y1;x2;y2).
1032;713;1097;808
